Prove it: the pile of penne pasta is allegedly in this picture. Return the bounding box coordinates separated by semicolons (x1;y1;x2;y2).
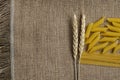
80;17;120;67
85;17;120;53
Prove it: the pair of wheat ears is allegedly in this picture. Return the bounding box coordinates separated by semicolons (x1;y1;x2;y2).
73;14;85;63
73;14;85;80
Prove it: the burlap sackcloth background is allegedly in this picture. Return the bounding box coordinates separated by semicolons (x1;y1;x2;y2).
0;0;10;80
13;0;120;80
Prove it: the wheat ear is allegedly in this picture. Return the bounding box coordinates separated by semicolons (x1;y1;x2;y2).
79;14;85;61
73;14;78;80
78;14;85;80
73;14;78;59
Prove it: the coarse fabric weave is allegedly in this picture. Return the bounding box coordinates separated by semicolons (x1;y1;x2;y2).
14;0;120;80
0;0;10;80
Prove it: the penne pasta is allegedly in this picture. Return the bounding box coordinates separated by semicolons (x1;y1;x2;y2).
107;18;120;23
81;55;120;64
89;42;108;53
113;45;120;53
85;23;93;38
101;31;120;37
88;34;100;51
99;37;118;42
92;17;105;28
91;27;108;32
112;22;120;28
80;58;120;67
107;24;120;33
81;17;120;67
103;41;118;53
82;52;120;60
86;32;100;44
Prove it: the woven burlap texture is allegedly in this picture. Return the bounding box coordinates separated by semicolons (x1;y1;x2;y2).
14;0;120;80
0;0;10;80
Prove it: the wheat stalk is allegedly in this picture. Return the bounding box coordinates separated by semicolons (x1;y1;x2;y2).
79;14;85;60
78;14;85;80
73;14;78;80
73;14;78;59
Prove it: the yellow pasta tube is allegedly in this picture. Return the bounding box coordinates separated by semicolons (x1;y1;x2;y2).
82;52;120;60
86;32;100;44
112;22;120;28
80;59;120;67
99;37;118;42
92;17;105;28
81;55;120;64
88;34;100;51
101;31;120;37
107;18;120;22
113;45;120;53
89;42;108;53
85;23;93;38
103;41;118;53
107;24;120;33
91;27;108;32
